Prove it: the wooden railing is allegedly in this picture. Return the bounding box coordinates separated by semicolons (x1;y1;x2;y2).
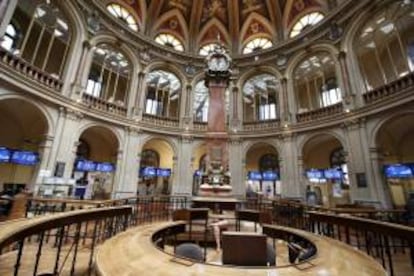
0;48;63;91
296;102;343;122
141;113;180;128
82;94;127;116
363;72;414;104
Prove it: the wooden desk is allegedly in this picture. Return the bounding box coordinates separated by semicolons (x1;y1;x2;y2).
192;197;244;211
95;222;386;276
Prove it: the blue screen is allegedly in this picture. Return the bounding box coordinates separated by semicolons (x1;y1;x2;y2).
306;169;324;179
11;150;39;166
248;171;262;180
194;170;202;177
143;167;157;177
0;148;10;163
74;187;86;197
157;168;171;177
262;171;278;181
324;169;342;179
384;164;413;178
96;162;115;172
75;160;96;172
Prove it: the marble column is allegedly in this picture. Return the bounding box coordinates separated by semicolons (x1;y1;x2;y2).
280;133;302;199
32;135;54;192
172;136;193;196
337;51;354;108
70;41;92;99
279;77;290;123
181;83;193;129
369;147;392;208
134;71;147;120
112;149;124;199
229;137;243;197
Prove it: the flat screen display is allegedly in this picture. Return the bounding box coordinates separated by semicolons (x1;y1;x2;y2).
0;147;11;163
11;150;39;166
157;168;171;177
75;160;96;172
248;171;262;180
306;169;324;180
142;167;157;177
324;169;342;179
96;162;115;172
262;171;278;181
384;164;413;178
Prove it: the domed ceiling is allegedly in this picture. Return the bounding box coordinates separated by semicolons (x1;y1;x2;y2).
104;0;334;54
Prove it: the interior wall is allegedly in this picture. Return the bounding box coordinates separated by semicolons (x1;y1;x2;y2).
142;139;174;169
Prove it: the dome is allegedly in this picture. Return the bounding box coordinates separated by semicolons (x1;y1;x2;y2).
103;0;335;55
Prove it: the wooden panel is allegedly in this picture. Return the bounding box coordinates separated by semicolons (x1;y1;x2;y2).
222;231;267;266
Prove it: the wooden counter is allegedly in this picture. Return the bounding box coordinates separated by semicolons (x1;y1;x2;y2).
95;221;386;276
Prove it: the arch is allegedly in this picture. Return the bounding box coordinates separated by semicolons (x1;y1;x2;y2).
139;135;178;157
237;65;282;88
0;94;54;137
75;122;122;150
284;4;325;33
240;12;276;49
190;71;206;88
196;18;231;50
143;61;186;83
105;0;143;30
286;43;339;77
298;130;347;156
369;109;414;149
242;139;282;159
151;9;188;48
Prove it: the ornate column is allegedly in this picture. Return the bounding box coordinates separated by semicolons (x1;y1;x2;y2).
369;147;392;208
134;71;147;120
337;51;354;108
0;0;17;38
229;137;243;196
112;149;124;199
70;40;92;99
172;135;193;196
229;80;241;131
279;77;290;124
181;83;193;130
32;135;54;192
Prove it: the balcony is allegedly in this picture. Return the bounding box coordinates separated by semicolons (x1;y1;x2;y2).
142;113;179;128
363;72;414;104
82;94;127;116
0;48;63;91
193;121;208;131
296;103;343;122
242;119;280;131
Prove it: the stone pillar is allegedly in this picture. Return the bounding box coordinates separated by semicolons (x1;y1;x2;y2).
134;71;147;119
296;155;307;199
369;148;392;208
279;77;290;124
112;149;124;199
126;68;140;118
32;135;54;192
230;82;241;131
229;137;243;197
286;77;297;123
280;133;302;199
116;127;142;198
172;136;193;196
70;41;92;99
181;83;193;130
0;0;17;38
337;51;354;108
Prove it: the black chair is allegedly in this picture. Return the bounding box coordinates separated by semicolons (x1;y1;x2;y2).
175;243;204;261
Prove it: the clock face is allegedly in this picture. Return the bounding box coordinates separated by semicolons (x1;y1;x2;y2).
208;55;230;71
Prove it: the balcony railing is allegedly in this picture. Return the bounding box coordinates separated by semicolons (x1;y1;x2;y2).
363;72;414;104
193;121;208;131
296;102;343;122
242;119;280;131
82;93;127;116
0;48;63;91
142;113;179;128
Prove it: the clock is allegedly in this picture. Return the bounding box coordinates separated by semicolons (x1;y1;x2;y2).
206;44;231;72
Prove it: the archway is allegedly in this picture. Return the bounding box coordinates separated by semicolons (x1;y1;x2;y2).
245;143;280;198
302;134;348;207
0;98;48;194
73;126;119;200
139;138;174;195
376;114;414;207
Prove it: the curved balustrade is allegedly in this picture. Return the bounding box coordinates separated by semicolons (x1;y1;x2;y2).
82;94;127;116
242;119;280;131
363;72;414;104
141;113;180;128
0;48;63;91
296;102;343;123
193;121;208;131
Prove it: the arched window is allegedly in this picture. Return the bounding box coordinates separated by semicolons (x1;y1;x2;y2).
193;79;230;123
242;37;272;54
86;44;130;106
293;52;340;112
140;149;160;168
289;12;324;38
242;74;280;122
1;24;18;52
355;2;414;91
154;33;184;51
199;43;219;56
106;3;138;31
145;70;181;118
2;0;72;78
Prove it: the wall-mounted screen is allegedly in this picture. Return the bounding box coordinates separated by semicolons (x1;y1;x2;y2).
11;150;39;166
96;162;115;172
157;168;171;177
142;167;157;177
248;171;262;180
306;169;324;180
262;171;278;181
75;160;96;172
324;169;342;180
384;164;413;178
0;147;11;163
